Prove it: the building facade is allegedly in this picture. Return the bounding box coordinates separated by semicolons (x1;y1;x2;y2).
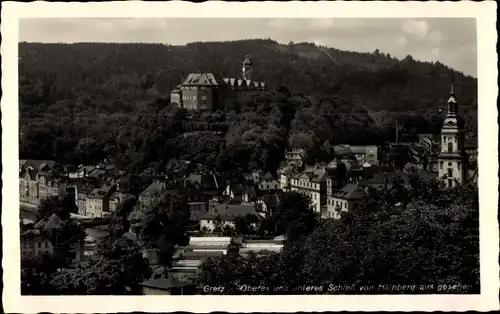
326;183;364;219
437;83;468;188
290;166;328;215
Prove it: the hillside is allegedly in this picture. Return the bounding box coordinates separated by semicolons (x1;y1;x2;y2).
18;40;478;173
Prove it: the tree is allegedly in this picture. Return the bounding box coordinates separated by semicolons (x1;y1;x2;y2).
300;181;479;293
36;195;78;221
21;253;59;295
273;191;317;241
197;180;479;295
233;214;258;236
52;218;87;266
49;238;152;295
128;193;190;271
107;195;138;238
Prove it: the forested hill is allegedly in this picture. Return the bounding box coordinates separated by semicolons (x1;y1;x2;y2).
19;40;478;173
20;39;477;112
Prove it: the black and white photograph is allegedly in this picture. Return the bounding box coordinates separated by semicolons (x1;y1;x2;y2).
2;1;498;313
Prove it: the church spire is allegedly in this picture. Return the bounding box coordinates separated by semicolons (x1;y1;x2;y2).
447;78;458;116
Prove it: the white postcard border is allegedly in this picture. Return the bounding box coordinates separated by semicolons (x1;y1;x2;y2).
2;1;498;312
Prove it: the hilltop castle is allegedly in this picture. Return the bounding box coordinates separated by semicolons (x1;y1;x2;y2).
170;55;267;111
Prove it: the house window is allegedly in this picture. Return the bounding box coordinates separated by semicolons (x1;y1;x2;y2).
448;142;453;153
448;169;453;177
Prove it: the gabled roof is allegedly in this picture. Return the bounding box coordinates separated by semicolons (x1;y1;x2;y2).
333;145;353;156
332;183;364;200
88;188;109;199
21;160;57;171
34;213;64;230
140;182;166;197
181;73;224;86
260;172;276;182
186;172;220;190
261;194;280;208
229;183;258;198
200;203;260;221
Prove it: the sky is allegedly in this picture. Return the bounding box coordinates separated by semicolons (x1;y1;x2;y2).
19;18;477;77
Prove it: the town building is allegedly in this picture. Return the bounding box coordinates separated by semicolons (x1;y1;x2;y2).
277;165;295;192
199;203;261;231
188;201;208;221
349;145;379;165
85;184;117;218
224;183;258;203
464;135;478;164
326;183;365;219
20;213;85;266
437;82;469;188
138;180;167;203
19;165;70;206
290;165;328;215
257;172;280;191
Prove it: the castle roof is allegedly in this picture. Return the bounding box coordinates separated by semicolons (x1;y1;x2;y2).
181;73;224;86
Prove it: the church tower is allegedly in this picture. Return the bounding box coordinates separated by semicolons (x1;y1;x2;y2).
438;81;468;188
242;55;252;81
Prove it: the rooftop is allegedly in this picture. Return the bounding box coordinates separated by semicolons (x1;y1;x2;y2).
140;182;166;197
181;73;224;86
332;183;365;200
200;203;260;221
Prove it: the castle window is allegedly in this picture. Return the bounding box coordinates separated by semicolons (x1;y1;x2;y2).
447;142;453;153
448;162;452;166
448;169;453;177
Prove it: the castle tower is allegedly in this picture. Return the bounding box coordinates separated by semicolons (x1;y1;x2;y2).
438;81;468;188
242;55;252;81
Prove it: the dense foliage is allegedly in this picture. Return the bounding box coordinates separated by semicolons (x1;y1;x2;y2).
198;177;479;294
128;193;191;270
19;40;477;175
48;238;151;295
